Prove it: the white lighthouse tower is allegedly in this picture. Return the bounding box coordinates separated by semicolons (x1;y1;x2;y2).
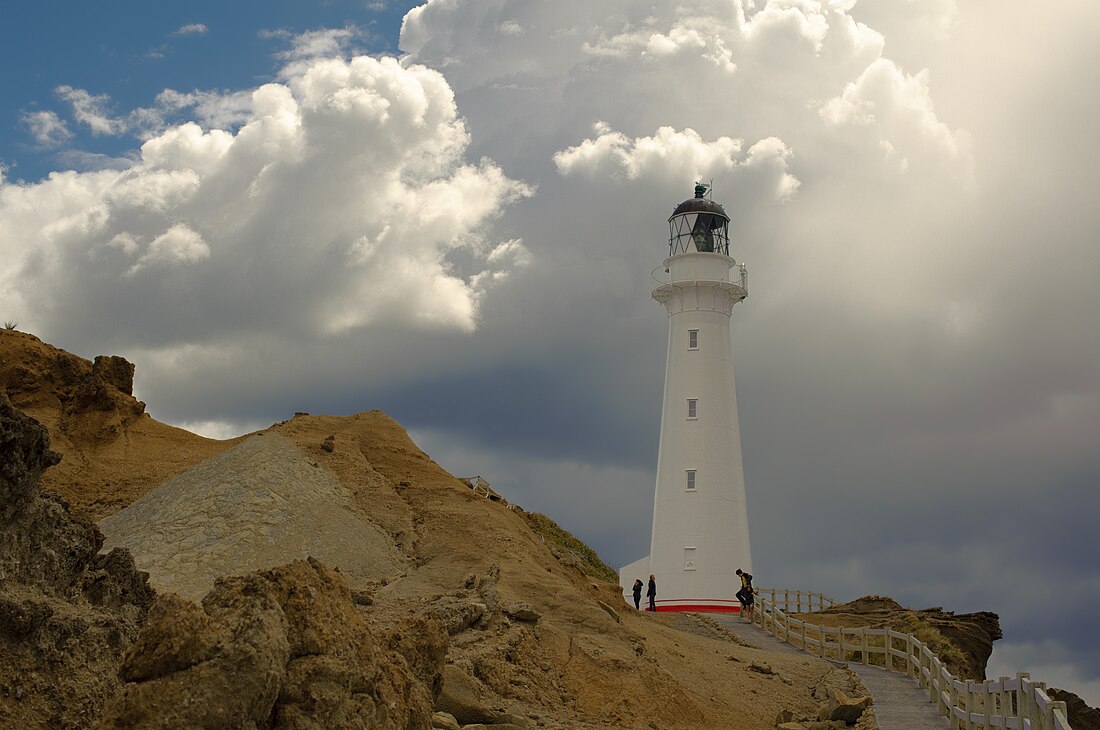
620;184;752;613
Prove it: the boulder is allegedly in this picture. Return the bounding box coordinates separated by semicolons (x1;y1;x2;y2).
828;688;873;723
436;663;498;725
430;599;488;634
102;557;444;729
503;602;542;623
432;711;462;729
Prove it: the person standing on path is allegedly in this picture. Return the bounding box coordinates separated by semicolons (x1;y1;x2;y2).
646;575;657;612
736;568;755;621
632;579;643;610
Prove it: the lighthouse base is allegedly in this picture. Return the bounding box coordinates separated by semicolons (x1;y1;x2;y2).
620;556;743;613
651;600;742;613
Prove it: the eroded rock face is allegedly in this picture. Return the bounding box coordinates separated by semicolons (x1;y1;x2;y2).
101;557;448;729
1049;688;1100;730
803;596;1002;680
0;396;154;729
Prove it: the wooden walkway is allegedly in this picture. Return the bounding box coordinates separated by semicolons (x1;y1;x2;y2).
711;615;949;730
848;663;950;730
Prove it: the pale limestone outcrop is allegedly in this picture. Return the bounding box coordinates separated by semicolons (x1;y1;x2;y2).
100;431;407;599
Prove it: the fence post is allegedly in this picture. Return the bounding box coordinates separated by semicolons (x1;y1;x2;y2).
965;683;974;730
1034;681;1047;729
1017;672;1030;725
998;676;1010;724
939;665;949;715
949;678;960;729
930;657;939;702
801;620;807;651
860;627;868;665
982;682;992;729
838;626;845;662
1050;700;1068;730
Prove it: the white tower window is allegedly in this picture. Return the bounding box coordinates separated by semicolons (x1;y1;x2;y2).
686;399;698;419
686;470;697;491
684;547;697;571
688;329;699;350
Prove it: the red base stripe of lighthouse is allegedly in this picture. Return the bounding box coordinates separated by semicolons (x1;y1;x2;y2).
651;601;742;613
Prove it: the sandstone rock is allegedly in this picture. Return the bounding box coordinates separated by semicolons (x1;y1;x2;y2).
436;663;498;725
101;557;444;729
387;614;448;703
504;602;542;623
0;396;154;729
494;712;532;726
805;595;1002;680
1049;688;1100;730
119;593;220;682
429;599;488;634
596;600;621;623
750;662;775;675
776;708;795;724
91;355;136;396
478;563;500;612
432;710;462;729
828;688;872;723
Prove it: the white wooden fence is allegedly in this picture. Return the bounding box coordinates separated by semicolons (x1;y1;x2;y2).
751;589;1073;730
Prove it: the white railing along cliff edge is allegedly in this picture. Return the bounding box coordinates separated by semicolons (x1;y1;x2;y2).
751;588;1073;730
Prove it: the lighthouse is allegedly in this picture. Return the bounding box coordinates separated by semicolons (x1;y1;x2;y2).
620;183;752;613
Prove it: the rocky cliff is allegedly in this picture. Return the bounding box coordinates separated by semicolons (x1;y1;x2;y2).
0;395;155;728
0;329;236;519
793;595;1002;681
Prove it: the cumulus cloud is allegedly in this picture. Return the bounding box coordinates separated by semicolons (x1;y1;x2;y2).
153;88;254;130
127;224;210;275
173;23;208;36
21;110;73;147
554;124;799;202
56;85;128;136
0;55;531;346
262;26;363;62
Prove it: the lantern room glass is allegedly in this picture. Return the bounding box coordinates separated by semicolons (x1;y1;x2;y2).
668;211;729;256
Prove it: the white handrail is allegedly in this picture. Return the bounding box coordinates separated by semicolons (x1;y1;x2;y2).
750;589;1073;730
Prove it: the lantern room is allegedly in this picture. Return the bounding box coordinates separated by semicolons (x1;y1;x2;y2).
668;183;730;256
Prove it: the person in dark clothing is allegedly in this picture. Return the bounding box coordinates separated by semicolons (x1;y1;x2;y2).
646;575;657;612
736;568;755;620
632;579;643;610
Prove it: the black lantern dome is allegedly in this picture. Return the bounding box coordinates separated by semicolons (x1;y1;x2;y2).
668;183;730;256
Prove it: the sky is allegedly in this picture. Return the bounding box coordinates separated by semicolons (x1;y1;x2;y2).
2;0;1098;707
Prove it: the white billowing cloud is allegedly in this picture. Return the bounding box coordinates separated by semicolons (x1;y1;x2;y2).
820;57;971;179
22;110;73;147
262;26;363;63
554;124;800;203
554;124;741;181
154;89;254;130
173;23;209;36
127;224;210;275
0;55;530;343
56;85;128;136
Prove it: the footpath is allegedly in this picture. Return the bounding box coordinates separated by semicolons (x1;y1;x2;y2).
712;614;949;730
